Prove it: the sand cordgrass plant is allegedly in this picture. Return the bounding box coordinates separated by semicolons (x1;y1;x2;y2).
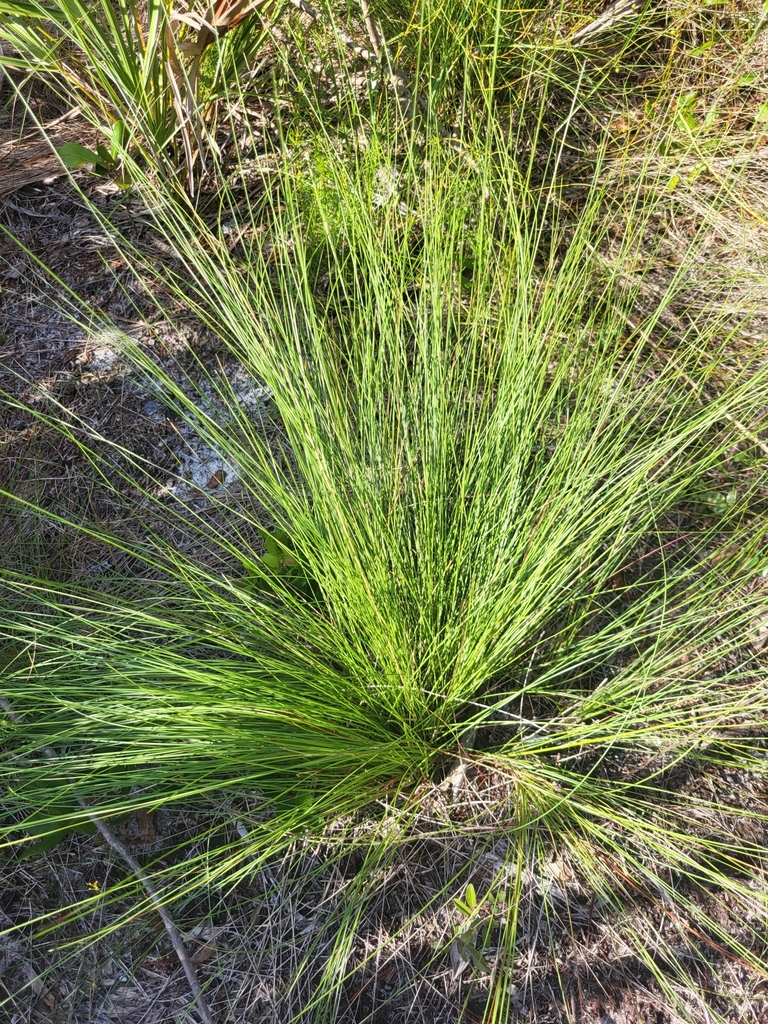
3;28;768;1024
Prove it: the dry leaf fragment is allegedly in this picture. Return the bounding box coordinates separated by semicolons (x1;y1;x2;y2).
751;610;768;652
191;941;219;964
708;541;740;566
206;468;226;489
135;807;156;842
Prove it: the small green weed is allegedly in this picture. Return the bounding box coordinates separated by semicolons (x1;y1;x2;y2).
449;882;505;974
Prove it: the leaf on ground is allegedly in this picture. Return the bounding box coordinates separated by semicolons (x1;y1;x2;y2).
751;610;768;652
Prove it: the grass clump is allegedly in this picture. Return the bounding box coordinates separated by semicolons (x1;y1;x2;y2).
2;4;768;1019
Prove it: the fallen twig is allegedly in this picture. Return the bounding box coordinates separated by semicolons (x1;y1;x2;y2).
567;0;643;45
359;0;425;121
0;695;215;1024
358;0;381;59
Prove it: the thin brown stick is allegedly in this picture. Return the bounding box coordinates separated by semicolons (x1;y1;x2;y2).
0;696;214;1024
358;0;382;60
164;25;197;198
79;809;214;1024
359;0;424;121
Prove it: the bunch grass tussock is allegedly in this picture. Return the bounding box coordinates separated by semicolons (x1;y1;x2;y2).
2;1;768;1021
